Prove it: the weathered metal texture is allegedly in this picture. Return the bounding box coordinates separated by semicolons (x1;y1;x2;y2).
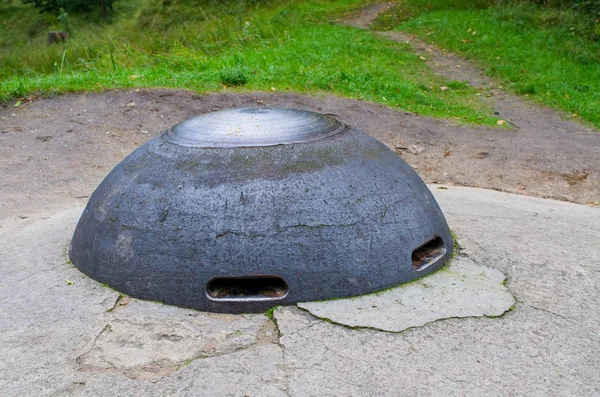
70;107;453;313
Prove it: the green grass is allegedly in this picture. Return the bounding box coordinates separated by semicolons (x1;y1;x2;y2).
0;0;497;125
374;0;600;128
265;305;279;320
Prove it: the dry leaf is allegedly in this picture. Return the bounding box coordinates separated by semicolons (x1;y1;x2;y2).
497;120;505;125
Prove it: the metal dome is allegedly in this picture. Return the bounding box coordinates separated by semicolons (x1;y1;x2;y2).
69;107;453;313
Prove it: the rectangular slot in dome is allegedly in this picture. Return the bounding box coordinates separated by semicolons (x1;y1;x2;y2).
206;276;288;301
412;236;446;271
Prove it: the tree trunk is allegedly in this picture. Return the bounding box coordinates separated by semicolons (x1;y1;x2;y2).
100;0;107;21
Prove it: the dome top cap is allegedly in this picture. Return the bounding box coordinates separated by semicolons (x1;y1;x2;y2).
164;107;344;148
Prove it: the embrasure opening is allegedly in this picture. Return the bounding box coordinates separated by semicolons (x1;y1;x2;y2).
206;276;288;301
412;236;446;271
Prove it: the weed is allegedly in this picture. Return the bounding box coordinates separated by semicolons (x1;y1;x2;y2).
108;46;117;72
219;68;248;87
9;80;27;98
517;83;537;95
449;229;461;259
265;306;279;320
446;80;469;90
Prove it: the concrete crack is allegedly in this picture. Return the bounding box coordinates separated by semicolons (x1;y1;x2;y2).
75;323;111;365
214;222;359;240
270;309;292;397
106;294;126;312
295;302;516;335
524;304;568;320
279;222;357;231
215;230;265;239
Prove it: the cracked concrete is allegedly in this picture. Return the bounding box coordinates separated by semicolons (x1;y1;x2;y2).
1;185;598;395
274;302;600;396
77;299;274;380
298;256;515;332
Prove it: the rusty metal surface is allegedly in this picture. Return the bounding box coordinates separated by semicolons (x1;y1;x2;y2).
69;107;453;313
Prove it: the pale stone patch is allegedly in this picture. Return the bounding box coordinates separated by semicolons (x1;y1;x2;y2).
77;299;272;379
298;257;515;332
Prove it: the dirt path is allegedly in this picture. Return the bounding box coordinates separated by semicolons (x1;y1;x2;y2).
1;88;598;222
346;2;600;200
343;2;397;28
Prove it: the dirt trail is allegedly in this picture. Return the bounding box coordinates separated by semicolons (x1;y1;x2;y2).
343;2;397;28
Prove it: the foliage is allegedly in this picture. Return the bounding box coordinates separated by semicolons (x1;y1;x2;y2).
219;67;249;86
373;0;600;38
22;0;114;18
533;0;600;17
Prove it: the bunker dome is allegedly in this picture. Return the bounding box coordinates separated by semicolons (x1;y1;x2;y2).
69;107;453;313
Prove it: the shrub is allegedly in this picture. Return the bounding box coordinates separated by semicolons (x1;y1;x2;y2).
532;0;600;17
219;68;248;86
22;0;115;18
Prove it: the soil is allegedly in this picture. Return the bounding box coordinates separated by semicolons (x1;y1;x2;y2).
0;3;598;220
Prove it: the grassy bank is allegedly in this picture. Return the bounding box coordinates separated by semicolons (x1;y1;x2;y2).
0;0;496;124
374;0;600;128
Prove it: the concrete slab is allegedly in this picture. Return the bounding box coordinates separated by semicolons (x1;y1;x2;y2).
298;257;515;332
77;298;276;380
432;185;600;332
0;185;598;396
274;304;599;396
0;207;117;397
71;344;288;397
